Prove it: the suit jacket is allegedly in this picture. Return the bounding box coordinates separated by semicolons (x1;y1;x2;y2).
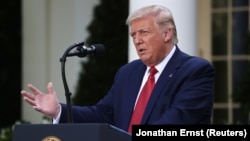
60;46;215;131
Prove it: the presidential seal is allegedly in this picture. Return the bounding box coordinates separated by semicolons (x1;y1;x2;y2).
42;136;61;141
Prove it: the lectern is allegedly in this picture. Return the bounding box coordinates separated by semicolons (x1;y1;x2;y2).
12;123;131;141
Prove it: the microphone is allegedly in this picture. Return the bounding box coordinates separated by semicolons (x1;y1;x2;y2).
67;44;105;57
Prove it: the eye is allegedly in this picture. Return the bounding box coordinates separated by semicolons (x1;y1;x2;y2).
141;30;149;35
130;32;135;38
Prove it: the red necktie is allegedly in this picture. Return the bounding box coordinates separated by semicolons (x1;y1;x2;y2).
128;66;158;133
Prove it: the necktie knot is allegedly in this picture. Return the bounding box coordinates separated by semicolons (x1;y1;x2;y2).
149;66;158;78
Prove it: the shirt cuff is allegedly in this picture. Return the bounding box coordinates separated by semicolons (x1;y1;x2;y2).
52;104;62;124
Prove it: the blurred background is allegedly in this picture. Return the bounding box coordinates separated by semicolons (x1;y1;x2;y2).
0;0;249;139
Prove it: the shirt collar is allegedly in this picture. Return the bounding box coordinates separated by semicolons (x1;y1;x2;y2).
146;45;176;74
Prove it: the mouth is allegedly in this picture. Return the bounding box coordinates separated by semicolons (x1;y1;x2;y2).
138;48;146;53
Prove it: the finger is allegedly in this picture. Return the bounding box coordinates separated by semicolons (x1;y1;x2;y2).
27;84;43;96
33;105;42;112
47;82;55;95
23;96;36;106
21;90;35;100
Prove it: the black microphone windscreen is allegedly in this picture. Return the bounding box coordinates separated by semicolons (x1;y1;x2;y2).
92;44;105;55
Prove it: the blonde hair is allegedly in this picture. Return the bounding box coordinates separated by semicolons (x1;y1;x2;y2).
126;5;178;44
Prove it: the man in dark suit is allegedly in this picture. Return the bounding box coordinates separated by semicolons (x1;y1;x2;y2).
21;5;215;133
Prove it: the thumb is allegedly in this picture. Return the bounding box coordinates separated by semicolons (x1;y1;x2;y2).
47;82;56;94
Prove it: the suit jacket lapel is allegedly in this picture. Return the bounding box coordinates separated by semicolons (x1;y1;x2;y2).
122;64;147;127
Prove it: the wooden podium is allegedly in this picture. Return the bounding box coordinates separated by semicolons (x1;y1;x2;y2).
12;123;131;141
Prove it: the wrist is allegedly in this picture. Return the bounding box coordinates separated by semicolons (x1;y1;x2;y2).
53;104;61;119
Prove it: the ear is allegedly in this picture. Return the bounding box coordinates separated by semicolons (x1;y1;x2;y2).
164;28;172;42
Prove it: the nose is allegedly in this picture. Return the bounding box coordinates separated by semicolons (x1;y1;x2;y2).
133;34;143;45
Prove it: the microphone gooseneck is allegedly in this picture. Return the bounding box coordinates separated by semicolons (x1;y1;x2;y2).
59;41;105;123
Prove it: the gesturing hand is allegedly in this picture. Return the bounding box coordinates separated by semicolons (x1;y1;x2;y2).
21;82;61;119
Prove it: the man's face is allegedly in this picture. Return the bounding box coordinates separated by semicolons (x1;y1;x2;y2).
129;16;170;66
